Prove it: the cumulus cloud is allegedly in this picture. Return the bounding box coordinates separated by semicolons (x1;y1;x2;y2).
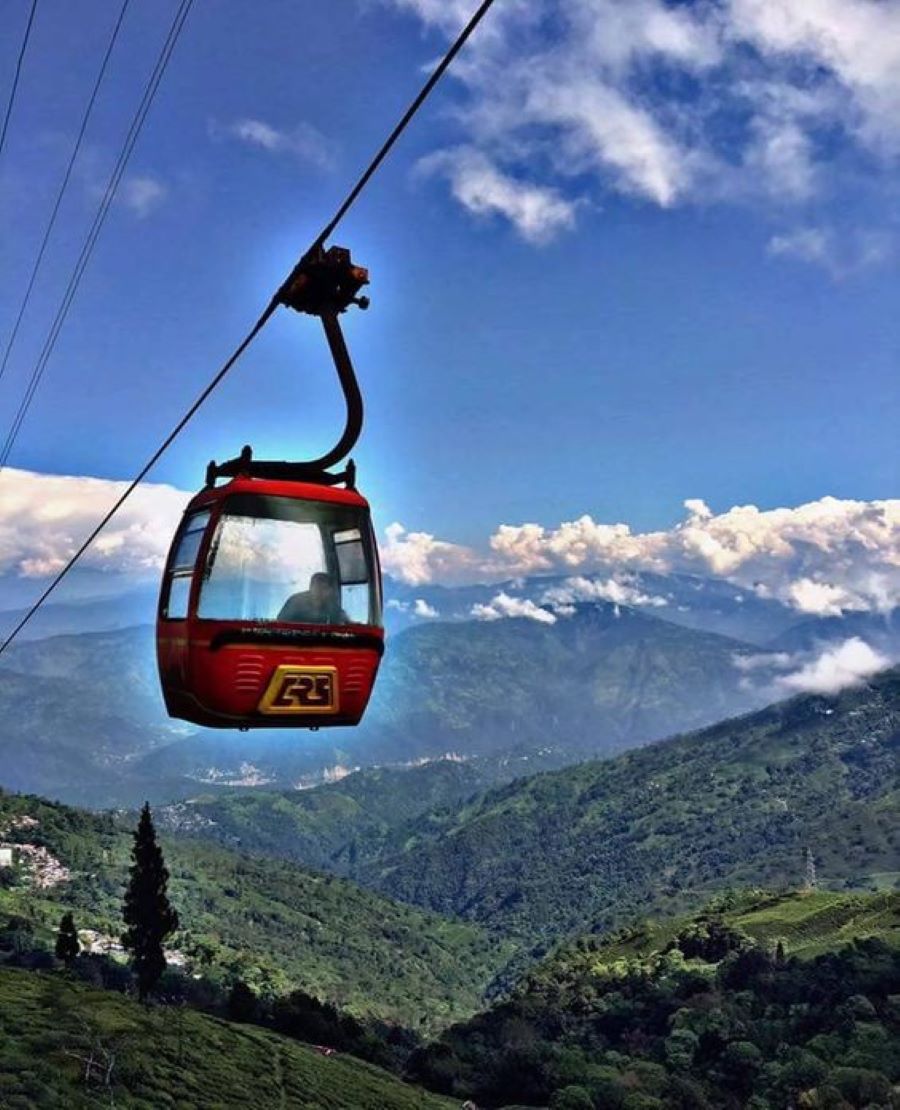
5;469;899;621
471;592;557;623
0;467;189;580
212;117;335;170
418;147;578;243
732;651;793;672
386;0;900;249
381;522;478;585
491;497;900;615
775;636;890;694
542;574;669;610
382;496;900;616
385;596;440;617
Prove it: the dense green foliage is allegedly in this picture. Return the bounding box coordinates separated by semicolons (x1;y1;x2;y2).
369;668;900;945
54;911;79;966
156;758;501;875
410;891;900;1108
0;967;455;1108
122;804;179;1000
0;790;510;1031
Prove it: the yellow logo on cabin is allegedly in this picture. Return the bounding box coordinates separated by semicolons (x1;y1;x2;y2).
258;665;339;715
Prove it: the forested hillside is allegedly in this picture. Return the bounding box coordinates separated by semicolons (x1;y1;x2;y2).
365;667;900;945
0;790;510;1031
410;890;900;1108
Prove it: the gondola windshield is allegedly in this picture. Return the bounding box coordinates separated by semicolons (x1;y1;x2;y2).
173;494;380;626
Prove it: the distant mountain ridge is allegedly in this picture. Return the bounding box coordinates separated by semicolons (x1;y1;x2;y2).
0;602;786;806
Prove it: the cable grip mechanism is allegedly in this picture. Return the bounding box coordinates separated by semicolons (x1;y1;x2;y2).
206;245;370;489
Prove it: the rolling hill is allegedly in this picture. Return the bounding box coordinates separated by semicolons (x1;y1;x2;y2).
361;666;900;946
0;789;510;1032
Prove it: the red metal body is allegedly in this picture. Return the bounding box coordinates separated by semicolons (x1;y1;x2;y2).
156;475;384;730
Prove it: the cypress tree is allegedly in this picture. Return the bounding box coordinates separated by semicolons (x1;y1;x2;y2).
122;802;179;1001
54;911;80;967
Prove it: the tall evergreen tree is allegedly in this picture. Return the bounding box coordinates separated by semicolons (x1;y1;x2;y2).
54;911;79;967
122;802;179;1001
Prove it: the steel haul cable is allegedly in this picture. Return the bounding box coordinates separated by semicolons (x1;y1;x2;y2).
0;0;498;653
0;0;193;473
0;0;39;162
0;0;132;389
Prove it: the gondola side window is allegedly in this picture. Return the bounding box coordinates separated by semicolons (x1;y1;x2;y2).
162;510;211;619
334;527;370;624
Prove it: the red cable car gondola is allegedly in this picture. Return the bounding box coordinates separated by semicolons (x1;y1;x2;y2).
156;246;384;729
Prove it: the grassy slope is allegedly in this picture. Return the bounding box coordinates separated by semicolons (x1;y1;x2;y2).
0;790;510;1031
0;967;455;1109
369;668;900;945
542;889;900;972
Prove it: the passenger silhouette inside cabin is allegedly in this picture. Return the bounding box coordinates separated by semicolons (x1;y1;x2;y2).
278;571;349;625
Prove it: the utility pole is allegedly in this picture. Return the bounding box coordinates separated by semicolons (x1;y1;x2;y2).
804;846;817;891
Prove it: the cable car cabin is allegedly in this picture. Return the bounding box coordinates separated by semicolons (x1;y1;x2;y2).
157;475;383;729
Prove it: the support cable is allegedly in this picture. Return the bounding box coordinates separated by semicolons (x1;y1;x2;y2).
0;0;132;388
0;0;39;162
0;0;498;653
0;0;193;471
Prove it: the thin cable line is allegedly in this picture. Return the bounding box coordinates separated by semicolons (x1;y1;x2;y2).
0;0;499;653
0;0;132;388
0;0;192;472
0;0;39;161
311;0;497;252
0;305;275;653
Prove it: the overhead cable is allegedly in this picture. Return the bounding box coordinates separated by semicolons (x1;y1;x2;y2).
0;0;193;472
0;0;132;389
0;0;498;653
0;0;39;162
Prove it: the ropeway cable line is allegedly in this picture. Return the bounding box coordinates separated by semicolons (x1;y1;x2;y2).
0;0;194;473
0;0;499;655
0;0;39;162
0;0;133;390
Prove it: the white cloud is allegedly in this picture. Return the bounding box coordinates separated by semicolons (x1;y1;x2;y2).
213;117;334;170
414;598;439;618
542;574;668;610
491;497;900;615
768;225;893;277
732;650;793;672
118;175;167;218
5;469;899;621
0;467;189;580
381;522;478;585
472;592;557;623
387;0;900;245
419;147;578;243
382;496;900;616
775;636;890;694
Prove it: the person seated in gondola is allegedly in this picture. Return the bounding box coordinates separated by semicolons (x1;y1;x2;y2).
278;571;349;624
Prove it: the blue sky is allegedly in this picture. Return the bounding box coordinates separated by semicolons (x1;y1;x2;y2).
1;0;898;571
